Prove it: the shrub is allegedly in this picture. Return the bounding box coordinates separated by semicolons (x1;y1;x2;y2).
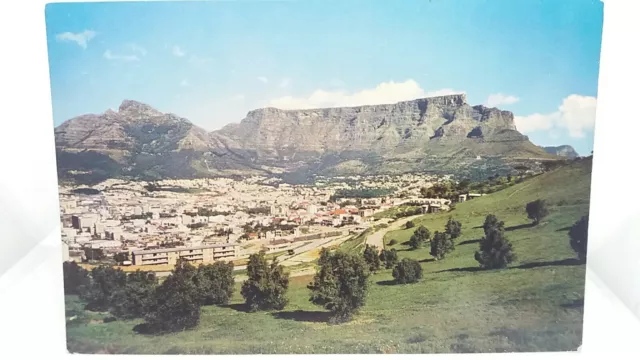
405;221;415;229
409;226;431;250
430;231;454;260
569;215;589;263
109;271;157;319
525;199;549;225
474;227;516;269
445;218;462;239
241;251;290;311
379;249;399;269
62;261;90;295
144;260;202;333
392;258;423;284
388;239;398;246
196;261;235;305
80;265;127;312
362;244;381;272
308;251;370;323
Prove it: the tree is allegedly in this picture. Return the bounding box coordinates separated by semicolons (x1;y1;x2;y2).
83;247;106;262
405;220;415;229
196;261;235;305
445;217;462;239
113;252;129;263
308;251;370;323
430;231;454;260
392;258;423;284
482;214;504;236
569;215;589;263
409;226;431;250
388;239;398;246
144;260;202;333
362;244;381;272
62;261;90;295
109;271;157;319
241;251;290;311
474;227;516;269
526;199;549;225
379;249;399;269
80;265;127;311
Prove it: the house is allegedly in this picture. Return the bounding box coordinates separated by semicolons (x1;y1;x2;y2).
132;243;239;266
458;194;467;202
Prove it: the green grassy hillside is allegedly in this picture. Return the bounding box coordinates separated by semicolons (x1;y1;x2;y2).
65;158;591;354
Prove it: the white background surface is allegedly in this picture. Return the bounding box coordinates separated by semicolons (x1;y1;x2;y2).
1;0;639;358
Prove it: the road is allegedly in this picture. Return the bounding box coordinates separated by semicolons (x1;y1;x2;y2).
365;214;423;250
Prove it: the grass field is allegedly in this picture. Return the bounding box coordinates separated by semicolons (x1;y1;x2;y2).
65;158;591;354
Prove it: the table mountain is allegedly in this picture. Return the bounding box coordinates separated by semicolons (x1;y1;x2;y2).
542;145;579;159
54;95;557;184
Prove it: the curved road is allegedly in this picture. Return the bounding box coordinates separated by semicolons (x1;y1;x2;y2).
365;214;423;250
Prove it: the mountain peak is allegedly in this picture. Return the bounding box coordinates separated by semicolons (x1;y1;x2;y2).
118;100;163;117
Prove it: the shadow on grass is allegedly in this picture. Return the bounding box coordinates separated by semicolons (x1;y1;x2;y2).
472;225;483;229
376;279;398;286
560;298;584;309
513;258;582;269
458;239;481;246
505;223;536;231
437;267;483;273
401;241;411;246
556;226;572;232
220;303;252;313
419;258;435;263
272;310;332;323
133;323;161;335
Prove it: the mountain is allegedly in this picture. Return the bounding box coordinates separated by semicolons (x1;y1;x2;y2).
54;95;558;184
542;145;579;159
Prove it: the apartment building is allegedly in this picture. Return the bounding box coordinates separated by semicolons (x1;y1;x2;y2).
131;243;239;266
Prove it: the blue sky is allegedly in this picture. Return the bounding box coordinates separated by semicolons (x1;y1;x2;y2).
45;0;603;155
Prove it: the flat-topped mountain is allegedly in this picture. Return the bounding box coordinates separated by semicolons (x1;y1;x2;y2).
54;95;558;184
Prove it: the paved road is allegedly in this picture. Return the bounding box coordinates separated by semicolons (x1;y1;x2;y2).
366;214;423;250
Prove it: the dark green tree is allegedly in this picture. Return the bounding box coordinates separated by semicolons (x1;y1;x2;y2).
409;226;431;250
445;217;462;239
526;199;549;225
308;251;370;323
569;215;589;263
62;261;90;295
80;265;127;311
113;252;129;263
482;214;505;236
405;220;415;229
388;239;398;246
109;271;157;319
379;249;399;269
241;251;290;311
144;260;202;333
196;261;235;305
474;227;516;269
84;247;106;261
362;244;381;272
392;258;423;284
430;231;454;260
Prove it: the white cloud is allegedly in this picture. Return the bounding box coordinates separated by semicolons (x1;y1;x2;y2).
231;94;245;101
180;79;190;87
172;45;186;57
267;79;464;110
279;78;292;88
55;30;96;49
514;94;597;138
486;93;520;107
128;43;147;56
103;50;139;62
257;76;269;84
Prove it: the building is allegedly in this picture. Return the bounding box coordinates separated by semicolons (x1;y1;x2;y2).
132;243;239;266
71;214;100;231
458;194;467;202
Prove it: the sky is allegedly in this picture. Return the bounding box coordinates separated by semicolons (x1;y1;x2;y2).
45;0;603;155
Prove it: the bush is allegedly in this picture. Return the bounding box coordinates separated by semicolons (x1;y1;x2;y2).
241;251;290;311
430;231;454;260
144;260;202;333
482;214;504;236
445;218;462;239
526;199;549;225
379;249;399;269
62;261;90;295
388;239;398;246
405;221;415;229
362;244;381;272
113;252;129;263
392;258;423;284
474;227;516;269
308;251;370;323
109;271;157;319
569;215;589;263
80;265;127;312
196;261;235;305
409;226;431;250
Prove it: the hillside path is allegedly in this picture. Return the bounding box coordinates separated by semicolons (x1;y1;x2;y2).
366;214;423;250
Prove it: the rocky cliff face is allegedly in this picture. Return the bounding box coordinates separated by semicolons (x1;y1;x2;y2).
54;95;556;184
542;145;579;159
